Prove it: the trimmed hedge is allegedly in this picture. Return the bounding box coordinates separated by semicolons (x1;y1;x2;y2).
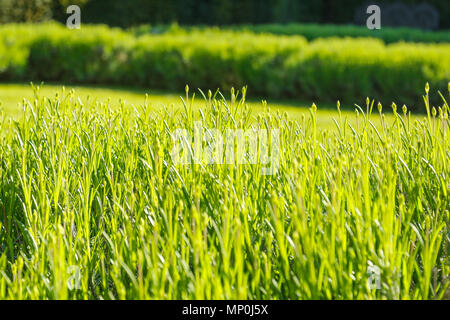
233;23;450;44
1;23;449;110
132;23;450;44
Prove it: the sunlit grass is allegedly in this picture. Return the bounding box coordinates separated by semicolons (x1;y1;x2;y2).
0;83;448;299
0;83;424;130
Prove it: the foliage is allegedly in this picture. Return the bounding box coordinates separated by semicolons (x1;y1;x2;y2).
0;84;448;299
1;0;449;29
0;23;449;110
77;0;450;29
223;23;450;44
0;0;53;23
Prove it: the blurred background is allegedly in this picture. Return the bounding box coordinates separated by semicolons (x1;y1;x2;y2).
0;0;448;29
0;0;449;119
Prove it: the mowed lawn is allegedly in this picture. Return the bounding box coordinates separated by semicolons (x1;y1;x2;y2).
0;83;423;130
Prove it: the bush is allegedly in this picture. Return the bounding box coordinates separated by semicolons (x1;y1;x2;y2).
224;23;450;44
0;0;53;23
0;23;449;111
285;38;450;106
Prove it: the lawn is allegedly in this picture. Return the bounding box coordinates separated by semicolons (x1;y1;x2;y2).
0;2;449;303
0;81;447;299
0;83;424;130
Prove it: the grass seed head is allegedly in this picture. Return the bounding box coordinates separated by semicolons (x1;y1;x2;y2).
392;102;397;113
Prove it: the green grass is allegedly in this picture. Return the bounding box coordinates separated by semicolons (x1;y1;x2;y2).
0;83;183;119
0;84;448;299
0;83;423;129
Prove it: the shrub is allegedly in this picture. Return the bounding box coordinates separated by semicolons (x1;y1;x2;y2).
0;0;53;23
225;23;450;44
0;23;449;111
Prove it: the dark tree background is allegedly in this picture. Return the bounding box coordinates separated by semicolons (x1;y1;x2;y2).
1;0;448;29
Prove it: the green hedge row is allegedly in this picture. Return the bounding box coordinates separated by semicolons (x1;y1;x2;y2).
1;23;449;110
233;23;450;44
132;23;450;44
